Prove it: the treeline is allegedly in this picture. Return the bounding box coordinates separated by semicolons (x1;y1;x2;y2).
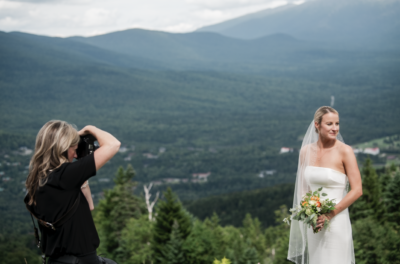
2;158;400;263
95;159;400;264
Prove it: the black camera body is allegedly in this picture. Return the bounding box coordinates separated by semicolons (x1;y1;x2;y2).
76;134;99;159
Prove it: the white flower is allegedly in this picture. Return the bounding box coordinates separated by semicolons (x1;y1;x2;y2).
306;208;312;215
317;207;321;212
309;200;316;206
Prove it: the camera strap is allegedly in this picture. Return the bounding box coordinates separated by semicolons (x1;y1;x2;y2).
24;194;81;264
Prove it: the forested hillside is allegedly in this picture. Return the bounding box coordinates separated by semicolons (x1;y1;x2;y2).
1;0;400;262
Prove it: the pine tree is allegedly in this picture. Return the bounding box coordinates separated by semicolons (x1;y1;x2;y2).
94;165;146;260
384;171;400;226
120;215;154;264
350;158;383;221
241;213;267;260
163;220;185;264
152;187;191;264
239;241;259;264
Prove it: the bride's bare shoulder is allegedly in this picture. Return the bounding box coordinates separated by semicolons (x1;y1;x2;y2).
337;141;354;157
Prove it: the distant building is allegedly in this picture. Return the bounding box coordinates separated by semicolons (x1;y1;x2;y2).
363;148;380;155
352;148;363;154
192;172;211;182
280;147;293;154
159;147;166;153
143;153;158;159
0;172;4;176
387;155;397;160
19;146;33;156
181;179;189;183
258;170;277;178
2;177;11;182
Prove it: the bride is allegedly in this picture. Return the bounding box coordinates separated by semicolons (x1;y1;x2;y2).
287;106;363;264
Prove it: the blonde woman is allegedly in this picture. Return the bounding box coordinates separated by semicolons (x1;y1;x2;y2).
25;121;120;264
287;107;363;264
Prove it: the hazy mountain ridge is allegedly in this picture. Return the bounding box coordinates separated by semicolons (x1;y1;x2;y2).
197;0;400;47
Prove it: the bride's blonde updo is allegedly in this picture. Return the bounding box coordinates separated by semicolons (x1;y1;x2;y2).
314;106;339;133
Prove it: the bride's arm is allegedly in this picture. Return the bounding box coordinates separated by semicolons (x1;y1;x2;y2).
317;145;362;230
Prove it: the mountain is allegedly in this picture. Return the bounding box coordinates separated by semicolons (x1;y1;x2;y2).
69;29;315;71
4;31;164;71
197;0;400;46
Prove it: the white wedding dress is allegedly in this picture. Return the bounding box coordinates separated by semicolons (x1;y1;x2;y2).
304;166;355;264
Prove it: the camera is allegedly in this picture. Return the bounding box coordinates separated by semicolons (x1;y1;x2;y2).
76;134;99;159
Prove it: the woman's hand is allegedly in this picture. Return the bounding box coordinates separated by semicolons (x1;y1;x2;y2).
78;125;120;170
78;125;96;136
316;213;334;231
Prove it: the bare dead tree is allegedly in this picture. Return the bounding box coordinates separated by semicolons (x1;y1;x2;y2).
144;182;159;221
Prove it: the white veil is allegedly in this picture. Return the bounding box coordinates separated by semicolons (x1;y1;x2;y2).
287;121;346;264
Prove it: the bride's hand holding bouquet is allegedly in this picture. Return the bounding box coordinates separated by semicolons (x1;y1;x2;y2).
283;187;336;233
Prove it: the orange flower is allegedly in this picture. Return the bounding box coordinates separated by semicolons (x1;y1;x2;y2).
302;201;308;206
316;202;321;207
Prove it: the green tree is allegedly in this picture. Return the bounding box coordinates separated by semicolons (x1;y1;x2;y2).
94;165;146;260
183;219;221;264
350;158;382;221
238;241;259;264
384;171;400;226
163;220;186;264
120;215;154;264
152;187;191;264
241;213;267;260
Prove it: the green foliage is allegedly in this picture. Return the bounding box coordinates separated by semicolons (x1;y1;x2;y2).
94;165;146;260
213;257;232;264
163;220;186;264
152;187;192;264
350;158;383;221
184;184;294;228
183;219;222;264
353;217;400;264
0;234;41;264
384;170;400;226
119;215;153;264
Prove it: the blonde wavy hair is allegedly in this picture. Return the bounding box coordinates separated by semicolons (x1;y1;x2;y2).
314;106;339;133
26;120;80;205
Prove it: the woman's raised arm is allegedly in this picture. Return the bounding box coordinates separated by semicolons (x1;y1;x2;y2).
79;125;121;171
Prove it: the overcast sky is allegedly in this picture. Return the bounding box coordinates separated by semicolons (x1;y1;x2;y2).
0;0;305;37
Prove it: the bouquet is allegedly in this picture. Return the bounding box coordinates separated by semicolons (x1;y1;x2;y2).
283;187;336;233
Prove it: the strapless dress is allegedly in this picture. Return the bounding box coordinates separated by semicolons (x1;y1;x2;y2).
304;166;355;264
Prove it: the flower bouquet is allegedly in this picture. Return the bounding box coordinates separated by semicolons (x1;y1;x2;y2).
283;187;336;233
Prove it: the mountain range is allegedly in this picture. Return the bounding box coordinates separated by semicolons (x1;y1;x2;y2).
197;0;400;46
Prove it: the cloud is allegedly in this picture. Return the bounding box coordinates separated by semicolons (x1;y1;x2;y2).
185;0;300;10
0;0;307;37
81;8;118;27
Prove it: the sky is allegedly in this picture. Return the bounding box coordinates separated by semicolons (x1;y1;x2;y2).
0;0;305;37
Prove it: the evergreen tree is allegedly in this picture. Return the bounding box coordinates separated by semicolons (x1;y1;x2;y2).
152;187;191;264
163;220;185;264
238;239;259;264
241;213;267;260
183;219;221;264
270;205;291;264
350;158;383;221
94;165;146;260
384;171;400;226
120;215;154;264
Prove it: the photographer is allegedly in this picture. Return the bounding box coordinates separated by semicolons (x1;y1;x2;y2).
25;120;120;264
